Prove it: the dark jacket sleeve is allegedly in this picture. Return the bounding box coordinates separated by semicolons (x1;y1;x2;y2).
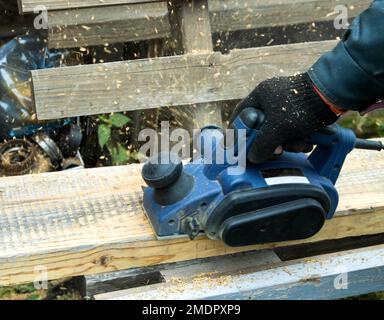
308;0;384;111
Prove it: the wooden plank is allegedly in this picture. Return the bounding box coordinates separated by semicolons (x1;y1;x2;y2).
48;2;171;49
85;250;280;297
95;244;384;300
46;0;371;49
18;0;163;14
20;0;370;15
0;144;383;286
209;0;371;33
167;0;222;130
32;40;336;120
169;0;213;54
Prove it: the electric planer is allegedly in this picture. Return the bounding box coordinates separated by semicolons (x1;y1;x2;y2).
141;108;383;247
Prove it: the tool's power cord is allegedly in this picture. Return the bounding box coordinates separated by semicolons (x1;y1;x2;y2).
355;139;384;151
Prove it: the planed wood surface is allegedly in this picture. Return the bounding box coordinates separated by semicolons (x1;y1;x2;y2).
0;144;383;285
46;0;371;49
32;40;336;120
18;0;163;13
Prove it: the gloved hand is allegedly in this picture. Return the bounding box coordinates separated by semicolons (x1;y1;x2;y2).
230;73;340;164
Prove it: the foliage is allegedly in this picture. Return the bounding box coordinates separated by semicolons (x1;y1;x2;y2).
97;113;138;165
338;111;384;139
0;280;81;300
0;283;45;300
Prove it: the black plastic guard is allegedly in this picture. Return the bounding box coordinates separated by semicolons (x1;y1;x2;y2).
220;198;326;247
206;184;330;240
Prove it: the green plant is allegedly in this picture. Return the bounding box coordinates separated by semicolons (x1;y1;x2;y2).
0;283;46;300
97;113;136;165
338;111;384;139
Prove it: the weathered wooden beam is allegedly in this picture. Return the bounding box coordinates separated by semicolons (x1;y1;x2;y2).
95;244;384;300
85;250;281;297
167;0;222;130
18;0;163;14
46;0;371;49
0;145;383;286
20;0;371;15
48;2;171;49
88;232;384;298
169;0;213;54
32;40;336;120
209;0;371;33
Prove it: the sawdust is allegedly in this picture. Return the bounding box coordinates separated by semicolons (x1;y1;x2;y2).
162;271;234;296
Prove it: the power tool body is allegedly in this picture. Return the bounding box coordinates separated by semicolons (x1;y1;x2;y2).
142;108;383;247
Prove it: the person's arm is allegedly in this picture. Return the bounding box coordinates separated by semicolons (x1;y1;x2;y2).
309;0;384;112
230;1;384;164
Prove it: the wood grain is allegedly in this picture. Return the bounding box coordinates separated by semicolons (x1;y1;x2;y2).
48;2;171;49
32;40;336;120
169;0;214;54
96;245;384;300
167;0;223;130
209;0;371;33
46;0;370;49
0;144;383;285
18;0;163;13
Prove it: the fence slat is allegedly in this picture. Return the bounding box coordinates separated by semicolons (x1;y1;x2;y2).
32;40;336;120
18;0;163;13
46;0;370;49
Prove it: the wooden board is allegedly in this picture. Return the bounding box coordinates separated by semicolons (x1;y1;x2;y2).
46;0;371;49
169;0;214;54
20;0;369;14
95;244;384;300
0;144;383;286
48;2;171;49
167;0;223;130
18;0;163;13
209;0;370;33
85;250;281;297
32;40;336;120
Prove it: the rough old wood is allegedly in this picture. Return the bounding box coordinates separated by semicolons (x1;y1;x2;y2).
46;0;371;49
167;0;223;130
95;245;384;300
48;2;171;49
32;40;336;120
18;0;163;13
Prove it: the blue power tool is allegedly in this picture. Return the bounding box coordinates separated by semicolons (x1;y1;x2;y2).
142;108;383;247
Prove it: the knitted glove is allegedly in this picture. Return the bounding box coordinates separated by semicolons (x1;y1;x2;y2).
230;73;339;164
